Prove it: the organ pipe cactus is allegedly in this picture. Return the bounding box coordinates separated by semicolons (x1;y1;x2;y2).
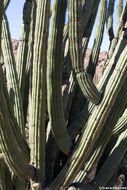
0;0;127;190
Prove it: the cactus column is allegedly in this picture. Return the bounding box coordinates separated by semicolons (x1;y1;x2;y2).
47;0;72;155
29;0;50;189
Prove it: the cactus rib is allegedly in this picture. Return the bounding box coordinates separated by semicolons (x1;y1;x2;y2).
50;42;127;190
16;0;32;100
93;128;127;188
68;27;127;140
0;65;36;180
69;0;101;105
2;14;25;136
87;0;107;78
107;0;115;41
47;0;72;155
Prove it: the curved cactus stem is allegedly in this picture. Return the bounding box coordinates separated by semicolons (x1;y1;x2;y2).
47;0;72;155
29;0;50;188
68;27;127;140
118;0;123;23
1;14;25;136
87;0;107;78
74;78;127;183
69;0;101;105
93;128;127;188
16;0;32;100
0;65;36;180
50;42;127;190
106;0;115;41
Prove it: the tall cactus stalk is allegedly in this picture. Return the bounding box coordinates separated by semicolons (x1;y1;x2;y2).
1;14;25;136
29;0;50;188
69;0;101;105
47;0;72;155
1;0;127;189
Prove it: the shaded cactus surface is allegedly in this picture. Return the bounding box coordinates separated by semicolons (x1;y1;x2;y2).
0;0;127;190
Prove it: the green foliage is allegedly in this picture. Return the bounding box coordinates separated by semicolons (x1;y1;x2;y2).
0;0;127;189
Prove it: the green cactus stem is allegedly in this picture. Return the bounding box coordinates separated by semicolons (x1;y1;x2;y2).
74;78;127;183
16;0;32;100
82;0;98;30
29;0;50;188
107;0;115;41
118;0;123;23
93;128;127;188
69;0;101;105
112;108;127;137
109;1;127;58
1;14;25;136
68;26;127;141
87;0;107;78
0;65;36;180
50;41;127;190
64;71;76;122
47;0;72;155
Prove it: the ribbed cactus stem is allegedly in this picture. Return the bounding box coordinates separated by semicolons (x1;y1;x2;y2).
112;108;127;137
0;65;36;180
47;0;72;155
107;0;115;41
93;128;127;188
16;0;32;100
74;78;127;183
50;41;127;189
82;0;97;30
64;71;76;122
69;0;101;105
68;27;127;140
1;14;25;136
29;0;50;188
109;2;127;58
87;0;107;78
118;0;123;23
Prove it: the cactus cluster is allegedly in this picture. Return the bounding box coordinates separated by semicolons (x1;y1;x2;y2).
0;0;127;190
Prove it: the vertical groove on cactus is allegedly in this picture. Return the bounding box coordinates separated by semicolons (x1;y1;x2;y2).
112;108;127;137
107;0;115;41
50;43;127;189
87;0;107;78
69;0;101;105
16;0;32;100
64;71;76;122
74;78;127;183
118;0;123;23
109;2;127;58
93;128;127;188
47;0;72;155
1;14;25;136
0;65;36;180
29;0;50;187
68;27;127;140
